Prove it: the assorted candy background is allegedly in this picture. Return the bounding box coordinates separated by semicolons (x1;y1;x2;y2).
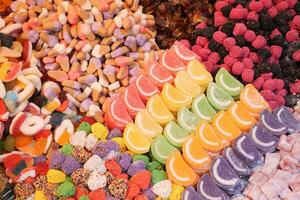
0;0;299;200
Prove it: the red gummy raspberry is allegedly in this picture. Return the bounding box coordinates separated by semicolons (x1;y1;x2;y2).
223;37;236;50
134;194;148;200
214;16;227;27
208;52;220;64
248;52;259;63
274;79;284;90
230;8;248;19
89;189;106;200
247;11;259;22
196;22;206;29
233;23;247;36
260;90;275;101
76;187;89;199
276;1;289;11
242;47;250;58
231;62;245;75
291;16;300;30
268;7;278;17
215;1;228;11
203;61;214;73
126;181;141;200
277;89;288;97
213;31;227;44
130;170;151;191
276;95;285;106
242;58;253;69
270;45;282;59
253;77;265;90
252;35;267;49
270;29;282;39
286;29;299;42
292;50;300;62
289;81;300;94
105;159;122;176
249;1;263;12
263;79;277;91
241;68;254;83
230;46;243;58
224;55;237;67
196;37;208;47
287;0;297;8
244;30;256;42
192;46;210;60
260;0;273;9
261;73;273;81
268;100;279;110
116;173;129;181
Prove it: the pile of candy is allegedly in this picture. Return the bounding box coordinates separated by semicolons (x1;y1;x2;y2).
0;0;299;199
186;0;300;108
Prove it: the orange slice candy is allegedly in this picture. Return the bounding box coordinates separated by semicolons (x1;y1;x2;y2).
182;135;211;173
195;121;224;153
240;84;270;114
212;111;242;142
166;151;199;187
227;101;256;132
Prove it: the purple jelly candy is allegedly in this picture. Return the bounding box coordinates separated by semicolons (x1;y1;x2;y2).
223;147;250;178
233;134;264;168
273;106;300;134
249;124;279;153
144;188;157;200
61;156;81;175
260;110;287;135
127;160;146;176
182;186;203;200
197;174;229;200
118;153;132;171
209;157;244;195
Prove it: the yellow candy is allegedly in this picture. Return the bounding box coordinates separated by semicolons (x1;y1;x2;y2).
169;184;184;200
91;122;108;140
42;98;61;113
47;169;66;184
111;137;126;152
34;190;47;200
0;62;11;80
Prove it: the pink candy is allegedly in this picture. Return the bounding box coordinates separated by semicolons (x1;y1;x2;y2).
292;50;300;62
233;23;247;36
230;46;243;58
230;8;248;20
252;35;267;49
276;1;289;11
231;62;244;75
270;45;282;59
244;30;256;42
286;29;299;42
196;36;208;47
223;37;236;50
213;31;227;44
249;1;263;12
242;68;254;82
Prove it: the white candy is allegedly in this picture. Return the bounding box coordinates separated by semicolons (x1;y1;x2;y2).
70;131;87;147
20;116;45;136
114;16;123;29
108;81;120;91
84;155;106;173
91;44;101;58
152;180;172;198
85;134;98;151
88;171;107;191
0;80;6;98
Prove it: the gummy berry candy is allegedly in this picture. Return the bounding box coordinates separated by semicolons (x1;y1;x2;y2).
130;170;151;190
0;33;14;48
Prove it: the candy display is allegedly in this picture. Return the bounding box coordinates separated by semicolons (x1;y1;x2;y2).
0;0;299;199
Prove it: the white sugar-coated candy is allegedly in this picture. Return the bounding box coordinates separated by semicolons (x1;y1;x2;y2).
88;171;107;190
70;131;87;147
85;134;98;151
152;180;172;198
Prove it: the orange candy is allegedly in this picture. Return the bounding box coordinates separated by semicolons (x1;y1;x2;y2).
212;111;242;142
166;151;199;187
182;136;211;173
15;135;33;148
227;101;256;132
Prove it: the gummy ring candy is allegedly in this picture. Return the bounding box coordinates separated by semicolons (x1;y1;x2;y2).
9;112;26;136
19;115;45;136
0;62;21;82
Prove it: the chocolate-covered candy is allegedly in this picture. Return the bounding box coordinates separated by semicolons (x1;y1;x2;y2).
249;124;279;153
197;174;229;200
233;134;264;168
223;147;250;178
260;110;288;135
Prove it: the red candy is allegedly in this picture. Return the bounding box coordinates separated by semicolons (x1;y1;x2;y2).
105;159;122;176
76;187;89;199
260;0;273;8
241;68;254;82
213;31;227;44
214;16;227;27
247;11;259;21
263;79;278;91
215;1;228;11
292;50;300;62
274;79;284;90
196;37;208;47
289;81;300;94
286;29;299;42
253;77;265;90
224;55;237;67
208;52;220;64
242;58;253;69
79;116;96;125
89;189;106;200
130;170;151;190
135;194;148;200
268;6;278;17
260;90;275;101
230;8;248;19
276;1;289;11
126;181;140;199
230;46;243;58
223;37;236;50
249;1;263;12
3;154;22;168
231;62;244;75
116;173;129;181
252;35;267;49
270;45;282;59
192;46;211;60
277;89;288;96
244;30;256;42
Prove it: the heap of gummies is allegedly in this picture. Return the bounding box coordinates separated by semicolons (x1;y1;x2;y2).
187;0;300;108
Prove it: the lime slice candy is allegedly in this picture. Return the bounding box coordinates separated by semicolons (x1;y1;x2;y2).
207;83;234;111
151;135;179;164
177;107;200;133
215;68;244;97
192;94;216;122
164;121;190;148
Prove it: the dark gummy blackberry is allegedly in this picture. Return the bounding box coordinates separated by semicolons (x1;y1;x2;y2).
208;39;219;52
49;112;65;127
280;57;295;69
256;62;271;74
28;95;48;107
278;25;290;36
202;27;216;39
269;63;282;78
285;94;300;107
220;21;234;36
282;66;296;79
259;10;275;31
235;35;247;47
221;5;233;18
0;33;14;48
253;68;261;79
295;2;300;14
274;12;292;27
233;0;249;7
217;45;228;59
258;48;271;60
269;35;285;47
246;20;261;32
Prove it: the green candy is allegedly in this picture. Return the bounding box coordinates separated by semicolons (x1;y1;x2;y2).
151;170;167;185
146;161;163;171
60;144;73;155
79;195;90;200
132;154;150;164
3;135;15;152
0;140;4;153
77;122;92;134
57;181;75;198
